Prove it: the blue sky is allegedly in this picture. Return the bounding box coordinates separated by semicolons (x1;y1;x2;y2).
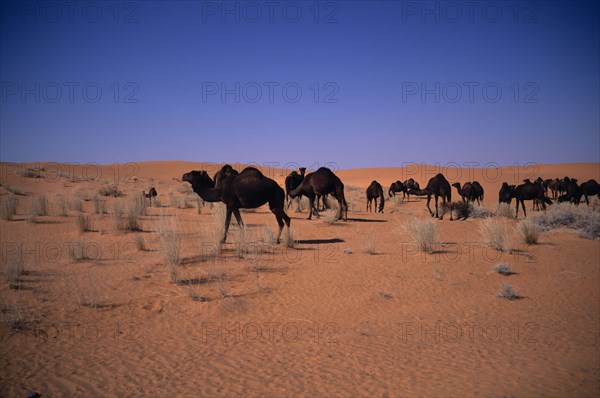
1;0;598;169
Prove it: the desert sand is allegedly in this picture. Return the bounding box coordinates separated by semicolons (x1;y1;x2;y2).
1;161;599;397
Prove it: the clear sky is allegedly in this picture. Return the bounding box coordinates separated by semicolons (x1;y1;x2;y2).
1;0;598;169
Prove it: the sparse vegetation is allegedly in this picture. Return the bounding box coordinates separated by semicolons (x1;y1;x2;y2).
471;205;494;218
93;194;107;214
113;194;146;232
379;290;393;299
479;218;508;251
134;233;148;251
0;195;17;221
282;226;295;248
18;168;43;179
98;185;124;197
532;203;600;240
76;214;93;233
322;209;338;225
157;214;182;282
69;192;83;212
29;194;47;217
262;225;276;246
5;251;25;289
495;203;514;218
362;234;376;255
55;194;68;216
517;219;540;244
493;263;512;276
496;283;520;300
404;218;437;253
68;239;91;262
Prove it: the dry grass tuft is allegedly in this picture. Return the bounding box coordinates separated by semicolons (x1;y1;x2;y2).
29;194;47;217
517;219;540;244
69;192;83;212
495;203;514;218
404;218;437;253
5;251;25;289
93;194;107;214
156;214;182;282
0;194;17;221
76;214;93;233
479;218;508;251
98;185;124;197
362;234;377;255
493;263;513;276
134;233;148;251
496;283;520;300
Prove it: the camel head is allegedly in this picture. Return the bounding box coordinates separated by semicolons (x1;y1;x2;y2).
451;182;461;189
182;170;212;186
149;187;157;197
299;167;306;175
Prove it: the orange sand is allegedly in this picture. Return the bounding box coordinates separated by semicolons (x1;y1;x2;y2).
1;161;598;397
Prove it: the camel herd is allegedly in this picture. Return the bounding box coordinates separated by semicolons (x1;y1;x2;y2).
178;165;600;244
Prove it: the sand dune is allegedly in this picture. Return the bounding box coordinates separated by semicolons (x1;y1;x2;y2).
1;161;598;397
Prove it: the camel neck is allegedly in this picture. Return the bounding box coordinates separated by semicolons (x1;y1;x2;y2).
192;183;222;202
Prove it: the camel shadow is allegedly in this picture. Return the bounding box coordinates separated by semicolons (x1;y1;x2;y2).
346;218;387;223
296;238;345;245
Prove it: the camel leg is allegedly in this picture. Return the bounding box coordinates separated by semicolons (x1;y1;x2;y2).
271;207;291;244
521;200;527;218
233;208;244;227
307;194;318;220
366;199;369;212
435;195;440;219
337;197;347;220
515;200;520;219
426;195;434;217
221;208;233;243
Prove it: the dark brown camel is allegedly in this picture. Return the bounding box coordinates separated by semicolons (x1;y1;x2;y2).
182;167;290;243
452;182;475;204
142;187;158;205
214;164;239;187
471;181;484;204
498;182;515;204
558;178;583;205
288;167;348;221
388;181;406;198
580;179;600;205
366;180;385;213
548;178;562;199
410;174;453;220
514;180;552;218
402;179;420;201
284;167;306;209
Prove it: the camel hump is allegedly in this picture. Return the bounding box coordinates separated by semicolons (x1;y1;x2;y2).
239;167;264;176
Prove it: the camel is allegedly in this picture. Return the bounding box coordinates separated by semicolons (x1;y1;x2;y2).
182;167;290;244
409;173;453;220
558;178;583;205
388;181;407;199
548;178;562;199
452;182;475;203
471;181;484;205
214;164;239;187
514;180;552;218
284;167;306;209
366;180;385;213
288;167;348;221
498;182;516;204
580;179;600;205
401;179;420;202
142;187;157;205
